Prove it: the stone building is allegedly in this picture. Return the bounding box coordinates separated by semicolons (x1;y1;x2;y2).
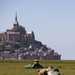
0;14;61;60
0;14;35;44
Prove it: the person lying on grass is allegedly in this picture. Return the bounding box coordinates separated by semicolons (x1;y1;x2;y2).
38;66;60;75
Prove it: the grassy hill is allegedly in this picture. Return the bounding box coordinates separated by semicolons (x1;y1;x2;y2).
0;60;75;75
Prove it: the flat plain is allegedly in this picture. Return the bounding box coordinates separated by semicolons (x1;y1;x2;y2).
0;60;75;75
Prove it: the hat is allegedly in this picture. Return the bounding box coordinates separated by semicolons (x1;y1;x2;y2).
34;59;39;62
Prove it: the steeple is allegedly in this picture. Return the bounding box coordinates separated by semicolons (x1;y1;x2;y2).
14;12;19;25
15;12;17;21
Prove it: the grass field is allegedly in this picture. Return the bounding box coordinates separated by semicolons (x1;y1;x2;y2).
0;60;75;75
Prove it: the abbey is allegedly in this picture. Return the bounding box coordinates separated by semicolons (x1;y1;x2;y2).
0;14;61;60
0;14;35;44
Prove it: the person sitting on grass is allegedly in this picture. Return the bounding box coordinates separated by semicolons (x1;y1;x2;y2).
33;59;43;68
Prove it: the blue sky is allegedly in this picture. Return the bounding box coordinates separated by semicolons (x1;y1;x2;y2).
0;0;75;60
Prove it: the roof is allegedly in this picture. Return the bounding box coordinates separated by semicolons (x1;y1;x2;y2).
26;32;32;34
6;32;20;34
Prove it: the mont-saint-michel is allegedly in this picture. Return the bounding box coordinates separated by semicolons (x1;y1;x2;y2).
0;14;61;60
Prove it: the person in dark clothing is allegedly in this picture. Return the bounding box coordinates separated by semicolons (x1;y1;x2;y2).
24;58;43;69
33;59;43;68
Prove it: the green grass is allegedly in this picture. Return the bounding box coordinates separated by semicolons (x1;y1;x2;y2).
0;60;75;75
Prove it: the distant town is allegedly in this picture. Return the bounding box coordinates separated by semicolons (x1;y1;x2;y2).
0;14;61;60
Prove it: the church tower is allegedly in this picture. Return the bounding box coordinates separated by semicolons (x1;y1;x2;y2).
12;13;26;34
12;13;20;32
14;13;19;26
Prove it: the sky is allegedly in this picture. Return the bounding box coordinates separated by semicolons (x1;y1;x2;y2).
0;0;75;60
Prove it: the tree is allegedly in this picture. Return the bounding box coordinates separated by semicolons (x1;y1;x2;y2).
3;41;9;46
0;45;5;50
42;45;48;51
12;42;21;49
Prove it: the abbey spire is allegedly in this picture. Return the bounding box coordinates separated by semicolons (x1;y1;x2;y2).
15;12;17;21
14;12;19;25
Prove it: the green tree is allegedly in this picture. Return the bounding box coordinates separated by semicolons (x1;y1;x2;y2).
0;45;5;50
3;41;9;46
12;42;21;49
42;45;48;51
